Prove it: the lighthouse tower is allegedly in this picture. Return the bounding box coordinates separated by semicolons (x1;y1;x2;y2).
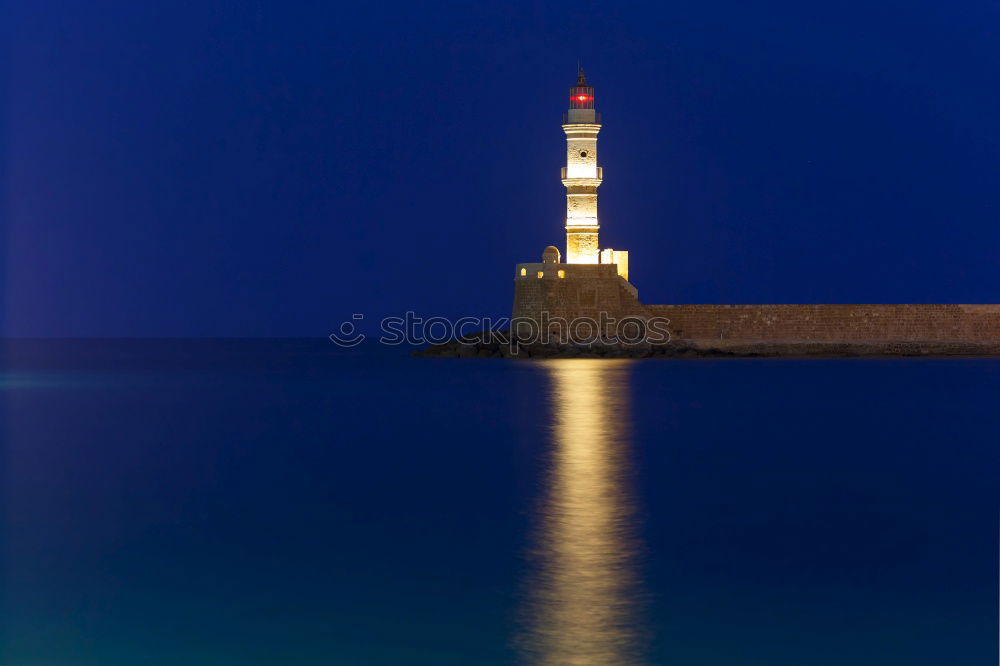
512;67;631;317
562;68;603;264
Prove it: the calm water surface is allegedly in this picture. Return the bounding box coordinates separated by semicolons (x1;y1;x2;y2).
1;340;996;665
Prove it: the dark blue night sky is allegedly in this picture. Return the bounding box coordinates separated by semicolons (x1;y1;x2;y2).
4;0;1000;336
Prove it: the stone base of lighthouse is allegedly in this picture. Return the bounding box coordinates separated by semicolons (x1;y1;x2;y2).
512;244;639;341
512;263;640;330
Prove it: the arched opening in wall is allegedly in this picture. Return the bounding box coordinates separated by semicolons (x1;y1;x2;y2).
558;270;565;279
537;271;544;279
520;268;527;277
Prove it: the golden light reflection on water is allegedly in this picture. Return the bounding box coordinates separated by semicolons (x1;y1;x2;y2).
519;359;647;665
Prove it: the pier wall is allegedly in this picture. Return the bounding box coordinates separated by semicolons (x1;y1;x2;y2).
647;304;1000;343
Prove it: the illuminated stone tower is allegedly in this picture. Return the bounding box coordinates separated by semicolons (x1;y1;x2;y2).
512;67;632;323
562;68;603;264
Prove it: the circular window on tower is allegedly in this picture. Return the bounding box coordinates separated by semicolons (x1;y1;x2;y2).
579;151;588;158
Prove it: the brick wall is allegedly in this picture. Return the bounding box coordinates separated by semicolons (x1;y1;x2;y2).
649;304;1000;342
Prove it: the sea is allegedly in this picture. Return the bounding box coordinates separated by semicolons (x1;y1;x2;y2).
1;339;996;665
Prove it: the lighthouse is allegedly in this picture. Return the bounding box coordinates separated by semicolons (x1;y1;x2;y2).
512;67;632;316
562;68;603;264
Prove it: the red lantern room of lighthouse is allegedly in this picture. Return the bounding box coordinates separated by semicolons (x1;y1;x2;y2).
569;69;594;108
564;68;601;126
